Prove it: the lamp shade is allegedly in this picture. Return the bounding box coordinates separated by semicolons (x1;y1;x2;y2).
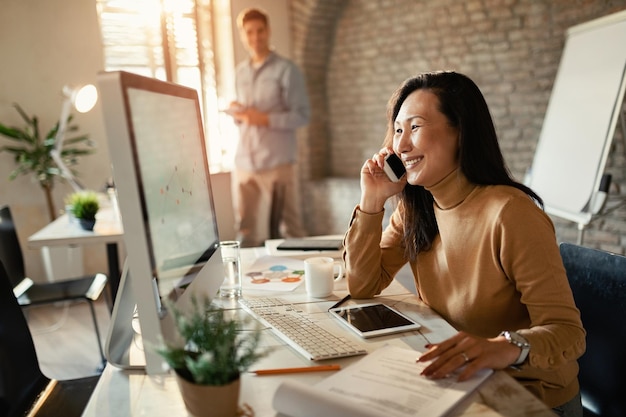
64;84;98;113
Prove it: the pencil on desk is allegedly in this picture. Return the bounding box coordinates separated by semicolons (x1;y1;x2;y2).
251;364;341;376
328;294;351;311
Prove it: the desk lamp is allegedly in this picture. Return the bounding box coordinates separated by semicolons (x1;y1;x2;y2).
49;84;98;192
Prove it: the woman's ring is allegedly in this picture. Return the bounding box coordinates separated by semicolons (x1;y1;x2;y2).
460;352;470;363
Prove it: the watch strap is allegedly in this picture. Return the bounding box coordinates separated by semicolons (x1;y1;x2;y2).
500;330;530;365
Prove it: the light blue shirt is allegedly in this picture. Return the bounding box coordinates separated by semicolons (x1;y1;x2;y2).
234;52;310;172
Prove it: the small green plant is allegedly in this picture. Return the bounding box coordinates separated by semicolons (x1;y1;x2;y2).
155;296;267;386
0;103;95;221
68;191;100;221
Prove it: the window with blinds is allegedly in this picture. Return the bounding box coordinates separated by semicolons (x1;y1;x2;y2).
96;0;231;171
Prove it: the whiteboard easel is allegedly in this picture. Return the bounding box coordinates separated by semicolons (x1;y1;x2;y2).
526;10;626;244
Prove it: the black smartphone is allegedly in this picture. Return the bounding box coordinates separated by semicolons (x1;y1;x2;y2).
383;153;406;182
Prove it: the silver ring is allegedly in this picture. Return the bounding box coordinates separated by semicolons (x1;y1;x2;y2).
460;352;470;363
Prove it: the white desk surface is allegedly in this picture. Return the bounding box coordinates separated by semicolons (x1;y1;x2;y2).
82;248;555;417
27;205;124;248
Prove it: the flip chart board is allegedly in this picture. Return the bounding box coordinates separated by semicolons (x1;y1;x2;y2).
527;10;626;226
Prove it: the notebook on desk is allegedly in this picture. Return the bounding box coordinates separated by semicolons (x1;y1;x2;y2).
265;236;343;259
277;238;343;251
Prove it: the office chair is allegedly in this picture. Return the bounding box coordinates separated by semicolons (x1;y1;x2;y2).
0;260;101;417
0;205;107;368
559;243;626;417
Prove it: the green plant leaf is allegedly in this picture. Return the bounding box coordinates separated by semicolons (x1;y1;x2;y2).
0;125;25;140
0;103;95;193
154;295;269;386
68;191;99;220
13;103;33;124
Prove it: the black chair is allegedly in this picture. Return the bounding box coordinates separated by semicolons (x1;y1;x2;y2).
0;205;107;368
0;259;101;417
559;243;626;417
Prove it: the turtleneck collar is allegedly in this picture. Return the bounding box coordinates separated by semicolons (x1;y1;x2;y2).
425;169;476;210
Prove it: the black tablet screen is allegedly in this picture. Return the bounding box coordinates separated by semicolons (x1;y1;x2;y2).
335;304;413;332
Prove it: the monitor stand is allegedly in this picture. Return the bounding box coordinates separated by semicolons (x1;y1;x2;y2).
104;259;146;371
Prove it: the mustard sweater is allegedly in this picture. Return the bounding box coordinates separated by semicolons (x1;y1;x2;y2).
343;171;585;408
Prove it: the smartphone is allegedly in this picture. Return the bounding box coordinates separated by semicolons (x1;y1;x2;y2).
383;153;406;182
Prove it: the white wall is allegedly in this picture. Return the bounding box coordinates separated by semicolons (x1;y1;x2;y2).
211;172;236;240
0;0;111;279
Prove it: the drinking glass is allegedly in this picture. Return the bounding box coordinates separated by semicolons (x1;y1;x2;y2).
219;240;242;298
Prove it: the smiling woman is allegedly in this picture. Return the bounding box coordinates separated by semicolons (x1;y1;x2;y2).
344;71;585;417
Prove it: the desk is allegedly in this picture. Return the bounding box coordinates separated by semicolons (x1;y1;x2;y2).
28;205;124;303
82;248;555;417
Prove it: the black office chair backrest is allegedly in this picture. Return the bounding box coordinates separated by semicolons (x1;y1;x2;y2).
0;205;27;288
559;243;626;417
0;259;49;417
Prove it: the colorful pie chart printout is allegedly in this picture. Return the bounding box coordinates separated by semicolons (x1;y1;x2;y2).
243;256;305;292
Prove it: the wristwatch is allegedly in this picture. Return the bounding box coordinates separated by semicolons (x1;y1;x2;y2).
500;330;530;365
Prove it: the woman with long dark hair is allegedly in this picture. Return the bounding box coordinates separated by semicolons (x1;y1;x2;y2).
343;71;585;416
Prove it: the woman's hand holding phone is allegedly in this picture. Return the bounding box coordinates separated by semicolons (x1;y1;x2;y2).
359;149;407;213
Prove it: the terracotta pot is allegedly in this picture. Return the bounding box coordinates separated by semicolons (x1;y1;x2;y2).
175;374;241;417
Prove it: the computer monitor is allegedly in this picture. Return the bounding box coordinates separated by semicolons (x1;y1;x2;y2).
97;71;224;374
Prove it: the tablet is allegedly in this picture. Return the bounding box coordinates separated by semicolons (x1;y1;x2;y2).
328;303;421;338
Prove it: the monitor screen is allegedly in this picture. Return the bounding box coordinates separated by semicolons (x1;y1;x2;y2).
98;71;224;374
124;84;218;297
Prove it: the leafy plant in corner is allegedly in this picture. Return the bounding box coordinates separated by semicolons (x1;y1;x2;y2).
0;103;95;221
155;295;268;386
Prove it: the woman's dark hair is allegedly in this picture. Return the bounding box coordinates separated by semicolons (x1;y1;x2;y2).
384;71;543;260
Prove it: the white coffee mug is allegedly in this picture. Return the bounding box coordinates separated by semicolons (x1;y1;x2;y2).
304;257;344;298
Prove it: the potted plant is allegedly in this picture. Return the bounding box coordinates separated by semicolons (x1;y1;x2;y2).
68;190;100;230
155;295;267;417
0;103;94;221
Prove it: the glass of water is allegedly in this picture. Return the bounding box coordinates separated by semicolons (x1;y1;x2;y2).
219;240;242;298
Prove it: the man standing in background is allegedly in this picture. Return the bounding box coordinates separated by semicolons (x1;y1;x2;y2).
227;7;310;247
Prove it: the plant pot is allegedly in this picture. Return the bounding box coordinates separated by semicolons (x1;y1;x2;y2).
78;218;96;231
175;374;241;417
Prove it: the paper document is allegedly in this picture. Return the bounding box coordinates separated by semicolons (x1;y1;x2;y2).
242;255;304;292
273;345;492;417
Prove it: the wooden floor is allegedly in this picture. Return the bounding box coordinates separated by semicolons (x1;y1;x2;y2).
25;297;111;380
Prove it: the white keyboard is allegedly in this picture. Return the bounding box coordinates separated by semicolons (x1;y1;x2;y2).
239;297;367;361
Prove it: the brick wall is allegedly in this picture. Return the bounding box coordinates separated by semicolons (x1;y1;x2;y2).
290;0;626;253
